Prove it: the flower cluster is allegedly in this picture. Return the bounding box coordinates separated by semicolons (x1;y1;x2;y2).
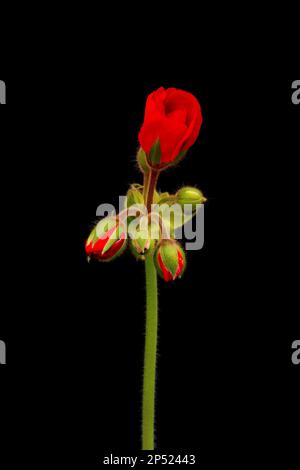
85;87;206;282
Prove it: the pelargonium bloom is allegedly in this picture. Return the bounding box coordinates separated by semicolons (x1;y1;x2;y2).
138;87;203;169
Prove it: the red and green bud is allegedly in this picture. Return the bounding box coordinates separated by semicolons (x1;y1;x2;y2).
176;186;207;210
85;217;127;261
154;240;186;282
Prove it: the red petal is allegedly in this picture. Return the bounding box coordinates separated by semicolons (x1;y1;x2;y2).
139;116;187;164
157;252;173;282
91;225;117;256
175;248;184;278
85;240;93;256
89;224;126;260
164;88;203;159
97;237;125;260
92;236;108;255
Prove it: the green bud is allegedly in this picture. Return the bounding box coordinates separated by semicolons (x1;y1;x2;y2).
132;234;150;254
126;186;145;208
176;187;207;210
130;237;156;261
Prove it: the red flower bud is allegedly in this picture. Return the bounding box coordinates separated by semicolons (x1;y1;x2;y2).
85;218;127;261
154;240;186;282
138;87;203;169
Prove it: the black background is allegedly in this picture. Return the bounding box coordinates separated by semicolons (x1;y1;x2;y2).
0;75;299;466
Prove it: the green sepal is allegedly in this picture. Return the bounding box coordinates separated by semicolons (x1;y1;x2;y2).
148;138;162;167
153;190;160;204
101;224;126;255
160;242;179;278
95;216;117;238
86;227;98;246
136;234;149;252
100;238;127;262
158;192;170;201
137;147;150;173
169;149;188;167
130;240;156;261
101;226;118;254
130;239;146;261
158;194;177;206
158;200;197;235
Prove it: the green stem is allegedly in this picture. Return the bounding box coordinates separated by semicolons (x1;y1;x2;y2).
142;253;158;450
143;171;150;201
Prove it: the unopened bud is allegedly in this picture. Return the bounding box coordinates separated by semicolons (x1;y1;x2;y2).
130;221;156;260
126;186;145;208
176;187;207;210
154;240;186;282
85;217;127;262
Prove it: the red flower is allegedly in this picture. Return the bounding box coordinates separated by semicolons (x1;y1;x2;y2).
138;87;203;169
154;240;186;282
85;218;127;261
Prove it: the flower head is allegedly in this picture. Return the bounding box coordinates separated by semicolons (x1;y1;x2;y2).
138;87;202;169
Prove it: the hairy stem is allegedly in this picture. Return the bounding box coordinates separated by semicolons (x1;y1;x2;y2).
143;171;150;201
142;253;158;450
